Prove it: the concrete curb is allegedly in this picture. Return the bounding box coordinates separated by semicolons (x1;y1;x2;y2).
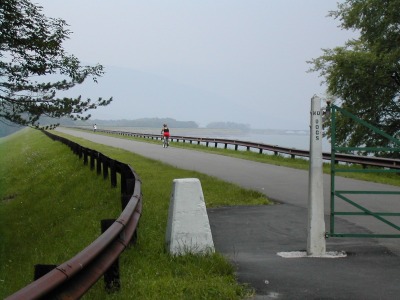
165;178;215;255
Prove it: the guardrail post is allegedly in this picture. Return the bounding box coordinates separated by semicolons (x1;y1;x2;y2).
34;264;57;280
97;153;102;175
121;165;135;209
131;226;138;246
103;157;109;180
110;161;117;188
90;150;95;170
101;219;120;292
71;142;78;156
83;149;88;165
78;145;83;159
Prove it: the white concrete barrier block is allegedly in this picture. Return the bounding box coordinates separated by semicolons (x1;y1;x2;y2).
165;178;215;255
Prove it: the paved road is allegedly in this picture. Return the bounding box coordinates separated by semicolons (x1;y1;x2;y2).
56;128;400;299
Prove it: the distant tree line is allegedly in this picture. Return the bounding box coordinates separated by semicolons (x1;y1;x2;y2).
80;117;199;129
0;118;254;138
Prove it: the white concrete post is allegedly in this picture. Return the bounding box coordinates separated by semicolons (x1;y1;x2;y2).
307;95;326;256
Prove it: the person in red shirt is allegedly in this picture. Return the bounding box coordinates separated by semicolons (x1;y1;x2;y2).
161;124;170;148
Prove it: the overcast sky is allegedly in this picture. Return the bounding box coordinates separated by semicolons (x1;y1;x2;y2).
34;0;357;129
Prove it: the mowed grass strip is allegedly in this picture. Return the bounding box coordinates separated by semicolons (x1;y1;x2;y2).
1;128;268;299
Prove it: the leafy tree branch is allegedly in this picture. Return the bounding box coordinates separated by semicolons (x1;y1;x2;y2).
308;0;400;158
0;0;112;129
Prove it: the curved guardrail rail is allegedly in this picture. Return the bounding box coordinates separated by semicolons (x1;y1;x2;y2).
81;127;400;170
6;130;142;300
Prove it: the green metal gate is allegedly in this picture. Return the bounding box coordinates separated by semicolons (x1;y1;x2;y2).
327;104;400;238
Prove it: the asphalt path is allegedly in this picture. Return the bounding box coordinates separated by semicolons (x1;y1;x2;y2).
56;128;400;299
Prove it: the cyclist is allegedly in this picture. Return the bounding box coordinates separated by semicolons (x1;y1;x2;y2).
161;124;170;148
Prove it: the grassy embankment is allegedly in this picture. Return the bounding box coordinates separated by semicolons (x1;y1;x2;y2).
0;128;269;299
88;128;400;187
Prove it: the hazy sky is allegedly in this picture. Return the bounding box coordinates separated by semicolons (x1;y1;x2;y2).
34;1;357;129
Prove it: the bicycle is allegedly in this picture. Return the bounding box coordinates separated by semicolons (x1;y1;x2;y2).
162;136;169;148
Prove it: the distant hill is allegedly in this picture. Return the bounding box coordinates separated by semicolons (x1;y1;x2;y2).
0;117;198;138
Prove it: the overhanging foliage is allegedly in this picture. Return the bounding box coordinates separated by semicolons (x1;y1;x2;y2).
0;0;112;129
308;0;400;158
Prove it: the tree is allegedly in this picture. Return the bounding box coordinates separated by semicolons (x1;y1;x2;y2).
0;0;112;129
308;0;400;158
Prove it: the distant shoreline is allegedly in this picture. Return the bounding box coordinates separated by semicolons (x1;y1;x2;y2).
78;124;310;136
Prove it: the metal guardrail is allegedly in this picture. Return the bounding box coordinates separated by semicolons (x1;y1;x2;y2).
83;127;400;170
6;130;143;300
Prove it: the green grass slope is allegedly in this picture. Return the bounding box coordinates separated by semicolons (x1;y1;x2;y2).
1;128;268;299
